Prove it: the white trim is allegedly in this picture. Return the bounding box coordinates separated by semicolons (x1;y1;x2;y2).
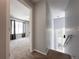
33;49;47;55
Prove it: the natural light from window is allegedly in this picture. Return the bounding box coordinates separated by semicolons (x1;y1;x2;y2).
15;22;23;34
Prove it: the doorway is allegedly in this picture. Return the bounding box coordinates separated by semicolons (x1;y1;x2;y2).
54;17;65;52
10;0;32;59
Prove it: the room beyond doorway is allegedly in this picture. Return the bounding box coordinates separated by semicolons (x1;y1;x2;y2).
10;0;32;59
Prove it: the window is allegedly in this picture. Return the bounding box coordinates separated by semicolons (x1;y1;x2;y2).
12;21;14;34
15;21;23;34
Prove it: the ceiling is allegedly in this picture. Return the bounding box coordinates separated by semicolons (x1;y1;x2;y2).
32;0;69;18
31;0;69;10
10;0;31;21
10;0;69;20
47;0;69;18
48;0;69;11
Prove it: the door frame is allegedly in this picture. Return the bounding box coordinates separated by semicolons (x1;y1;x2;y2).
15;0;33;51
19;0;33;52
9;0;33;59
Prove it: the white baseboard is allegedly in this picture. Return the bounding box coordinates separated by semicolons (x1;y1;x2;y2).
33;49;47;55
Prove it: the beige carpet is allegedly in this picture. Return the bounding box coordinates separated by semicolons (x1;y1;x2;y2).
10;37;32;59
10;37;47;59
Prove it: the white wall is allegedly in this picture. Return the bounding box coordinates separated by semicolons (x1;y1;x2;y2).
65;0;79;59
34;0;47;53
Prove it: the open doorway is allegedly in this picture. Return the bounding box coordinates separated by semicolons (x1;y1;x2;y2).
54;17;65;52
10;0;32;59
53;11;66;53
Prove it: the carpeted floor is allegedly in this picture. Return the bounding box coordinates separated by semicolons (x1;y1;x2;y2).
28;51;47;59
10;38;47;59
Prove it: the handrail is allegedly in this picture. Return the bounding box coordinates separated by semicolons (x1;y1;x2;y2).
64;35;73;46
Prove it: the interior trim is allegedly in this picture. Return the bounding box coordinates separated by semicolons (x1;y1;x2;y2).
33;49;47;55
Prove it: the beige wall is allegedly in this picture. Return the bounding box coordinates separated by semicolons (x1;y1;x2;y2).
0;0;10;59
34;0;47;53
34;0;55;54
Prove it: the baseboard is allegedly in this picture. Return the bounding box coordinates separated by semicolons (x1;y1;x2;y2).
33;49;47;55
